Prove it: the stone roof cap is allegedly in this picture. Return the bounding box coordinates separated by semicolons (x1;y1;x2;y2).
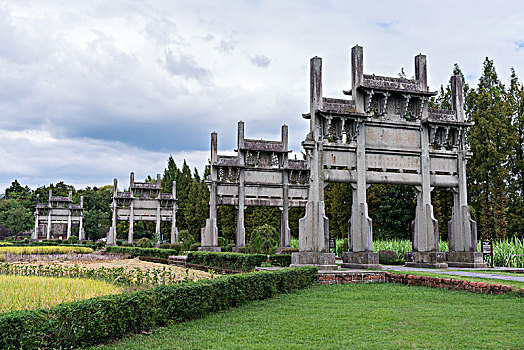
360;74;436;96
241;139;287;153
50;196;72;202
131;182;160;189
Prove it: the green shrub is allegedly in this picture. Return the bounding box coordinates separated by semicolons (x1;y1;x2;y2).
223;243;235;252
178;230;195;251
0;267;317;350
170;243;184;251
269;254;291;267
67;235;79;244
116;239;124;246
235;247;246;254
189;242;201;251
336;238;348;257
246;225;279;255
218;237;228;250
378;250;404;265
137;238;152;248
106;246;182;259
186;252;267;272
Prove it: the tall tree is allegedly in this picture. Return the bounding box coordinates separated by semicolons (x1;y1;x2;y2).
468;58;515;240
324;183;352;239
506;68;524;237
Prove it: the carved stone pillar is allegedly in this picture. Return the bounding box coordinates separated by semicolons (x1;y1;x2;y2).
234;131;246;252
406;125;447;268
32;194;39;241
234;187;246;251
66;213;72;239
200;132;221;252
128;201;134;244
291;56;336;270
279;198;291;250
47;210;52;240
155;202;161;247
342;120;380;269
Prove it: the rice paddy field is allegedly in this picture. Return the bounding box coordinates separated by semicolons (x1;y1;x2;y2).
0;246;93;255
0;275;122;312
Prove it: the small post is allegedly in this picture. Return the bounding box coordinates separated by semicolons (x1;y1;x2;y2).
415;54;427;91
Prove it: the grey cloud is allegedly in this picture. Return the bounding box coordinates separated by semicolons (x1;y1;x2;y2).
162;49;211;80
249;54;271;68
216;39;236;54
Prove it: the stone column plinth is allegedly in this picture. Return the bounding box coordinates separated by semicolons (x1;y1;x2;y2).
446;252;486;268
199;218;221;252
342;252;380;269
291;252;337;271
405;251;448;268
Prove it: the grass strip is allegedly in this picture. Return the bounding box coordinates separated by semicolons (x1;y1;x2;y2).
385;270;524;290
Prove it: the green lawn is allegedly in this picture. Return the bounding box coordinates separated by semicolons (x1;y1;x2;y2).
92;283;523;349
385;270;524;290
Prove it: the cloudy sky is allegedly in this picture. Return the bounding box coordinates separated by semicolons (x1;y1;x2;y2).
1;0;523;193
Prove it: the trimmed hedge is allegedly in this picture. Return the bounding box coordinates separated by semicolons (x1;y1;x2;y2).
187;252;267;272
106;246;182;259
269;254;292;267
0;267;317;349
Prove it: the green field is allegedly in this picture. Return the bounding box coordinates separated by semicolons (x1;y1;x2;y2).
0;275;121;312
0;246;93;255
92;283;523;349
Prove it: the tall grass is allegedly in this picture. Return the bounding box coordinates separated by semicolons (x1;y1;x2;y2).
0;275;121;313
490;237;524;268
291;236;524;267
0;246;93;255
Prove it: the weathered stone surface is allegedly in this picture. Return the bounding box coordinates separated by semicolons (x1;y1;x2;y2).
107;173;177;245
341;251;381;270
33;190;84;241
446;252;487;268
405;251;448;268
291;251;337;271
200;45;480;269
202;121;308;251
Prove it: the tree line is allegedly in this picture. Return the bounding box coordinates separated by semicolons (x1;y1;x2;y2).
0;57;522;242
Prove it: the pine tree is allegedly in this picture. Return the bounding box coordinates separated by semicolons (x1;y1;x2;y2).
468;58;515;240
506;68;524;237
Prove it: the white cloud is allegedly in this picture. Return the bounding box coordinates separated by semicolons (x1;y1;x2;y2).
0;0;523;193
